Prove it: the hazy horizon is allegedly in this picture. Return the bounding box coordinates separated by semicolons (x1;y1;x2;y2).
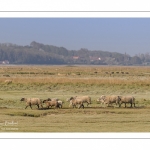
1;18;150;56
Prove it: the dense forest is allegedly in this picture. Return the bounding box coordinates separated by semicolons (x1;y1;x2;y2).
0;41;150;65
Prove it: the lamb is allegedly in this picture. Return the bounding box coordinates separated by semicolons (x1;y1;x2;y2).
48;98;63;108
43;98;59;109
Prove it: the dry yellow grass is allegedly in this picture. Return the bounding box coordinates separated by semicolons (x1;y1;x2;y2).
1;65;150;86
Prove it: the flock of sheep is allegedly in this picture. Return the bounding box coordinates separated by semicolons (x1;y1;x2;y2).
20;95;136;109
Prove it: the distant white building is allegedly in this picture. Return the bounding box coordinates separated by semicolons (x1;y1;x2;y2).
0;60;9;64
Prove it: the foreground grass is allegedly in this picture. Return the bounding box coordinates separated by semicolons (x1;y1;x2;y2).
1;107;150;132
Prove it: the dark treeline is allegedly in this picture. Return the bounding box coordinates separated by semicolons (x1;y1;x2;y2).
0;41;150;65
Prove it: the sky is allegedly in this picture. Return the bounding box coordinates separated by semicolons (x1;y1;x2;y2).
1;18;150;56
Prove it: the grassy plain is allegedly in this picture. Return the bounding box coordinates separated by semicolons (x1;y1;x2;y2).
0;65;150;132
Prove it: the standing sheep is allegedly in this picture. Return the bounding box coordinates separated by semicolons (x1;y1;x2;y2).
20;98;43;109
118;96;135;108
68;97;84;109
67;96;91;108
99;95;121;107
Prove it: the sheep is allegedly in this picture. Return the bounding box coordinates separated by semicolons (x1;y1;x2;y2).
66;97;77;108
68;96;92;108
96;97;105;107
118;96;135;108
57;100;63;108
66;96;76;108
43;98;59;109
4;80;12;84
99;95;121;107
20;98;43;109
49;98;63;108
51;98;59;101
68;97;84;109
74;96;91;106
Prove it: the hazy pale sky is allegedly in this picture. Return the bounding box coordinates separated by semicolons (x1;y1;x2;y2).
1;18;150;56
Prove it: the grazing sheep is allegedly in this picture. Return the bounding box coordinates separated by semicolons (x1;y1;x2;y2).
20;98;43;109
99;95;121;107
118;96;135;108
43;98;59;109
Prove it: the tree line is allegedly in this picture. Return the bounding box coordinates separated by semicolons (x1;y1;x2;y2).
0;41;149;65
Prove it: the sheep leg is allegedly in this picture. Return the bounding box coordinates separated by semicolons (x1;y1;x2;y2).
119;103;121;107
30;105;32;109
102;103;105;108
25;105;28;109
37;104;39;109
57;104;60;109
79;104;84;109
125;103;126;108
115;102;118;106
82;104;84;109
69;103;73;107
78;104;84;109
107;103;109;107
130;103;132;108
78;105;81;109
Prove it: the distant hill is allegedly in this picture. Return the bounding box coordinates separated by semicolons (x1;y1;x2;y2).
0;41;150;65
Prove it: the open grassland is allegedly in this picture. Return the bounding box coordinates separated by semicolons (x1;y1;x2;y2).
0;65;150;132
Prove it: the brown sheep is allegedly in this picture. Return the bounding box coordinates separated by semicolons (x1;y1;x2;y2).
67;96;91;107
20;98;43;109
118;96;135;108
5;80;12;84
99;95;121;107
43;98;59;109
57;100;63;108
96;97;105;107
48;98;63;108
68;97;84;109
